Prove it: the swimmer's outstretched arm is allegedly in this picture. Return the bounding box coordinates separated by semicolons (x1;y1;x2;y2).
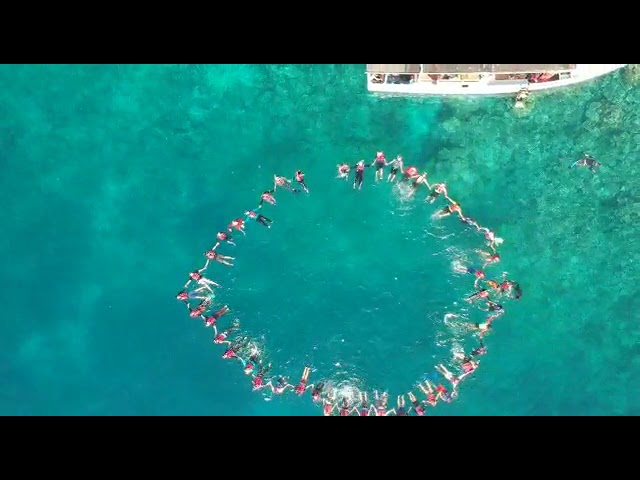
350;407;360;416
385;408;395;416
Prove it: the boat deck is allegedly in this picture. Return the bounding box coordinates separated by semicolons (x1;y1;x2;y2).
366;64;627;96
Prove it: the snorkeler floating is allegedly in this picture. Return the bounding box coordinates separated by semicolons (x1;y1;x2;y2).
176;151;519;415
569;153;601;173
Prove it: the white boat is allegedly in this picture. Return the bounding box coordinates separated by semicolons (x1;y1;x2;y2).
366;64;628;96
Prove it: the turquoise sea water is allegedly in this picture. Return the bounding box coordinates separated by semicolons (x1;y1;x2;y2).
1;64;639;416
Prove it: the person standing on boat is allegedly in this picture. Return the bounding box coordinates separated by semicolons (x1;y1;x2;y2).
351;160;368;190
370;151;387;182
295;170;309;193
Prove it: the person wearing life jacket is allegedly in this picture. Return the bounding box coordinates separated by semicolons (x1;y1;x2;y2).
418;381;438;407
189;296;212;318
351;160;368;190
251;362;271;391
336;163;350;180
216;231;236;246
203;248;234;268
407;391;426;416
387;155;404;182
477;249;500;268
295;170;309;193
273;174;295;192
387;395;407;416
311;382;324;402
435;364;460;389
222;337;248;360
204;305;230;327
271;376;293;395
176;287;210;303
351;391;372;416
184;270;220;293
410;171;430;193
453;262;486;289
433;202;462;219
339;397;351;416
426;182;448;203
245;209;272;228
213;320;239;344
466;288;490;303
370;151;388;182
403;165;419;180
294;366;312;395
259;190;276;208
323;399;335;416
227;218;246;236
374;390;390;416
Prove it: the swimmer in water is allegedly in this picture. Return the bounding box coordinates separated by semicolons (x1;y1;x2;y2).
184;270;220;291
294;366;312;395
466;288;490;302
403;166;420;180
388;395;407;416
371;151;387;182
426;182;448;203
216;231;235;246
213;320;239;344
240;350;261;376
323;398;336;416
411;171;429;191
204;305;230;327
228;218;246;236
252;362;271;391
339;397;351;416
478;227;503;251
374;390;390;416
273;175;296;192
311;382;324;402
245;210;272;228
472;321;493;337
295;170;309;193
203;249;234;268
418;381;438;407
222;337;248;360
259;190;277;208
176;287;210;302
387;155;404;182
337;163;350;180
471;340;487;357
433;202;462;220
570;153;601;173
477;250;500;268
435;364;460;388
453;263;486;289
351;391;372;416
514;88;529;109
189;297;212;318
460;216;481;229
352;160;368;190
270;376;293;395
407;391;426;416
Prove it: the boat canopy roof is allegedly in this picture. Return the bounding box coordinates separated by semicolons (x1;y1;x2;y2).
366;64;576;74
366;64;421;73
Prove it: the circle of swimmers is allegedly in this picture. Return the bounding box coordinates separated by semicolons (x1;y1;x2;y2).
176;153;526;416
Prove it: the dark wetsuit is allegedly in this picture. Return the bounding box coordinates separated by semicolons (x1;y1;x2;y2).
352;163;367;187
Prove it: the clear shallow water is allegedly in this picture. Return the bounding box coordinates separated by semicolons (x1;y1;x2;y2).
1;64;639;415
